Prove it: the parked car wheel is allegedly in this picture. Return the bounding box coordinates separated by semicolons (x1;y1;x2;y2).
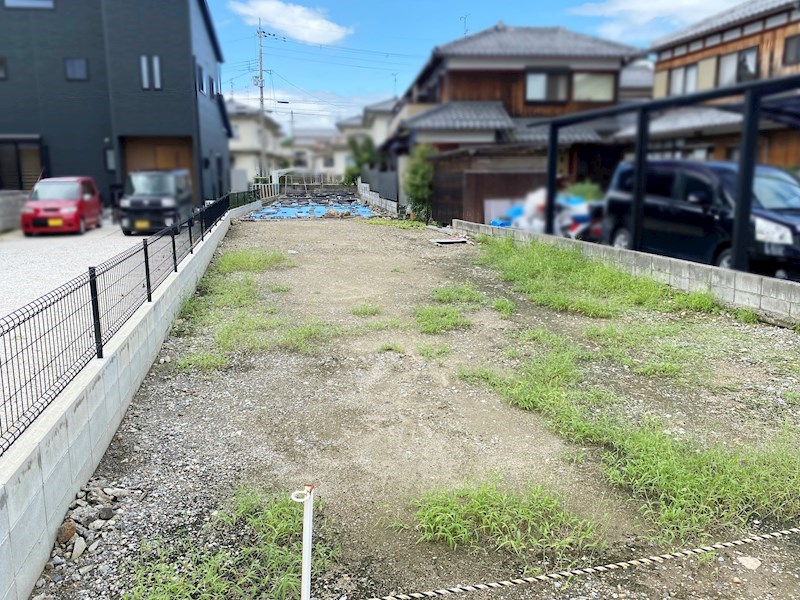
77;218;86;235
23;231;33;237
96;216;102;229
611;227;632;249
122;229;132;236
715;248;733;269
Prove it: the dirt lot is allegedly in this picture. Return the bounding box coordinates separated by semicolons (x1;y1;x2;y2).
32;218;800;600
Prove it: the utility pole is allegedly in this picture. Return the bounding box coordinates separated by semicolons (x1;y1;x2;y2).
256;19;266;117
290;110;294;139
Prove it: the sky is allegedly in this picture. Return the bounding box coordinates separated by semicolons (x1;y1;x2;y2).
207;0;744;132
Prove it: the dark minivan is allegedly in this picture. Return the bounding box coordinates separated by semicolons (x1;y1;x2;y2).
603;160;800;280
119;169;193;235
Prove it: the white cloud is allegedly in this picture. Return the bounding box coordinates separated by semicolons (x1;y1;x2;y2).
227;88;387;131
571;0;744;45
228;0;354;45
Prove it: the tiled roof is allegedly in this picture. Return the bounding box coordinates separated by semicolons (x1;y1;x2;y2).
652;0;795;50
614;106;743;139
403;101;514;130
436;22;639;58
336;115;364;128
513;119;604;144
365;98;398;113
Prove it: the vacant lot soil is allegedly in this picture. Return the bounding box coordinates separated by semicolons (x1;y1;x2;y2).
33;219;800;600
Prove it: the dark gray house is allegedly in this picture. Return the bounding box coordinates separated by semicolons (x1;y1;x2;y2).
0;0;231;204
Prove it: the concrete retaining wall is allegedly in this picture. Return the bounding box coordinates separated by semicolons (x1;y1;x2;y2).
0;191;27;233
357;181;398;215
452;220;800;324
0;199;261;600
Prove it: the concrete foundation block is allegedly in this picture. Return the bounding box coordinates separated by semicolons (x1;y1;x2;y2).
669;274;689;291
760;296;790;315
734;271;762;295
762;278;798;301
9;490;46;577
790;302;800;319
0;534;15;600
711;267;735;288
43;451;72;532
687;278;711;293
734;289;762;307
0;485;8;542
711;284;735;304
13;529;48;600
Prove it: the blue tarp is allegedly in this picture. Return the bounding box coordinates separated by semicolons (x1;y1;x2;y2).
247;201;373;220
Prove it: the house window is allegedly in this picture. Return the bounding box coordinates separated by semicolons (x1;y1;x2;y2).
669;66;685;96
323;156;334;168
743;21;763;35
785;34;800;65
198;65;205;94
152;56;161;90
0;57;6;80
674;44;687;56
572;73;614;101
705;33;722;46
684;63;698;93
718;47;758;86
105;148;115;172
766;12;789;28
208;76;215;96
4;0;54;7
64;58;88;81
140;55;149;89
658;49;673;60
525;72;568;102
689;40;703;52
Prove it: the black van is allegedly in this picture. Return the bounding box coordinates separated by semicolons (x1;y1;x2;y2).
603;160;800;280
119;169;193;235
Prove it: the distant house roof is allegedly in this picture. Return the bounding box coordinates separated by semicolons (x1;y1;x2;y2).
365;98;398;113
615;106;743;140
435;22;639;59
620;63;654;90
198;0;224;63
403;101;514;130
225;98;281;132
513;119;604;145
652;0;795;50
337;115;364;129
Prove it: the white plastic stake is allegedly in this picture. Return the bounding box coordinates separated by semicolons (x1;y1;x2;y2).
291;484;315;600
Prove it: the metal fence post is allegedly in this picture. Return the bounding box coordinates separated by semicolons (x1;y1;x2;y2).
188;218;194;254
200;209;205;241
545;123;559;235
631;107;651;252
142;239;152;302
170;229;178;273
88;267;104;359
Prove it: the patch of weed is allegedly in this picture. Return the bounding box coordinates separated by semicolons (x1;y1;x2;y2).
560;447;588;465
462;339;800;541
216;248;286;273
364;218;425;230
126;487;337;600
417;344;451;359
270;284;290;293
391;267;405;273
492;298;516;319
734;308;760;324
478;237;720;318
176;351;229;372
414;305;471;334
432;284;483;304
350;319;405;335
407;481;603;567
352;303;382;317
378;342;405;354
673;292;719;313
786;391;800;406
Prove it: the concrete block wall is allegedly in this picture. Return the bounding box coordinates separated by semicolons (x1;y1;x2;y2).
357;180;398;216
0;199;261;600
0;192;27;233
452;220;800;324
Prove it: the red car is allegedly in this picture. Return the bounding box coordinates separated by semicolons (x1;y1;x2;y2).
21;177;103;236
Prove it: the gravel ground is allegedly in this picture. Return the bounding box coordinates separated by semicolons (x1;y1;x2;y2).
0;215;136;317
29;218;800;600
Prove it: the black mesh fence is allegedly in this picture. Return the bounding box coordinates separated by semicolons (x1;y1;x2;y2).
0;196;237;456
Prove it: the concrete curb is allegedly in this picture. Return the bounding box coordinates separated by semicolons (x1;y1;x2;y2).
451;220;800;325
0;199;261;600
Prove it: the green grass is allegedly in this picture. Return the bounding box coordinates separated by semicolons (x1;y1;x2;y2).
407;481;603;567
491;298;516;319
414;305;471;334
733;308;760;324
176;351;229;372
270;284;290;293
786;391;800;406
364;218;425;230
125;488;337;600
378;342;405;354
214;311;338;355
391;267;405;273
352;303;382;317
215;248;286;273
432;284;483;304
417;344;451;359
478;237;720;318
461;333;800;542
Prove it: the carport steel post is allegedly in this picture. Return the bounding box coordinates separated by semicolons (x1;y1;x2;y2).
539;72;800;271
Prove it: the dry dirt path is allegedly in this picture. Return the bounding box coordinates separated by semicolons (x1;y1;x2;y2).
30;219;800;600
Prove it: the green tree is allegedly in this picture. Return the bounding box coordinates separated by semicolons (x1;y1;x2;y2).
342;165;360;186
347;136;377;168
404;144;435;222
